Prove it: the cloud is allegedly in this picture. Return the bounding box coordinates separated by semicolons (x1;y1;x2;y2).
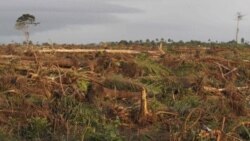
0;0;142;37
0;0;141;13
1;0;250;43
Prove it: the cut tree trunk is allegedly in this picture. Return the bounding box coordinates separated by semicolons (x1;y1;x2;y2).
139;88;149;121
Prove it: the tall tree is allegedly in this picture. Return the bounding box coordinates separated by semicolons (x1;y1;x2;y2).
235;12;244;43
15;14;39;45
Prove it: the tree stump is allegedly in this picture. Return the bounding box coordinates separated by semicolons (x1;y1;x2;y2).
138;87;150;124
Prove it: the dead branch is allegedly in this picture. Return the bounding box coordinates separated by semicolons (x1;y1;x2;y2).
0;90;19;95
156;111;178;116
215;62;230;70
184;108;202;131
203;86;249;93
216;63;226;80
203;86;225;93
224;68;238;77
221;117;226;131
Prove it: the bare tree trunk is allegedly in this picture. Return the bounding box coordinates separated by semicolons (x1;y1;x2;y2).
235;12;244;44
25;32;30;46
23;25;29;47
236;20;239;43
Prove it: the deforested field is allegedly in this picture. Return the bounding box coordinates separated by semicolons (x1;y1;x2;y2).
0;43;249;141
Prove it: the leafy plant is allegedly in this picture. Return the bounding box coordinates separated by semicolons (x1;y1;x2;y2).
77;79;90;93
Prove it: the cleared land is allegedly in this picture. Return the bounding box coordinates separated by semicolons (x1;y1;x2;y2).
0;44;249;141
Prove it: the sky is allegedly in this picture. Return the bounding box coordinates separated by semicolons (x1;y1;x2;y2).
0;0;250;44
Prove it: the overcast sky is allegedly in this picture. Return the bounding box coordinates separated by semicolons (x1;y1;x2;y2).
0;0;249;44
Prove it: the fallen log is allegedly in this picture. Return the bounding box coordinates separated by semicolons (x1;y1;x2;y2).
38;49;159;54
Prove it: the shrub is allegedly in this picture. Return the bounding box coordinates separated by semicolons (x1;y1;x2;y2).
77;79;90;93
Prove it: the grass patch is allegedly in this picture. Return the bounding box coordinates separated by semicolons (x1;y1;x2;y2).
103;74;141;92
172;61;203;77
172;95;200;115
50;95;123;141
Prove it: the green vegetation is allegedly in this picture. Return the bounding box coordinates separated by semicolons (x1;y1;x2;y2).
135;53;170;76
21;117;50;140
103;74;141;92
77;79;90;92
0;43;249;140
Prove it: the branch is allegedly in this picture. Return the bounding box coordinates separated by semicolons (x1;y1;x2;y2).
224;68;238;76
0;90;19;95
203;86;249;93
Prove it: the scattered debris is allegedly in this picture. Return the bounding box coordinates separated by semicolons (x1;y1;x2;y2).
0;45;249;140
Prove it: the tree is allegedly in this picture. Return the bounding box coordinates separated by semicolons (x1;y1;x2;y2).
235;12;244;43
145;39;151;46
241;38;245;44
160;38;165;43
168;38;173;43
155;38;159;43
15;14;39;45
118;40;129;46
